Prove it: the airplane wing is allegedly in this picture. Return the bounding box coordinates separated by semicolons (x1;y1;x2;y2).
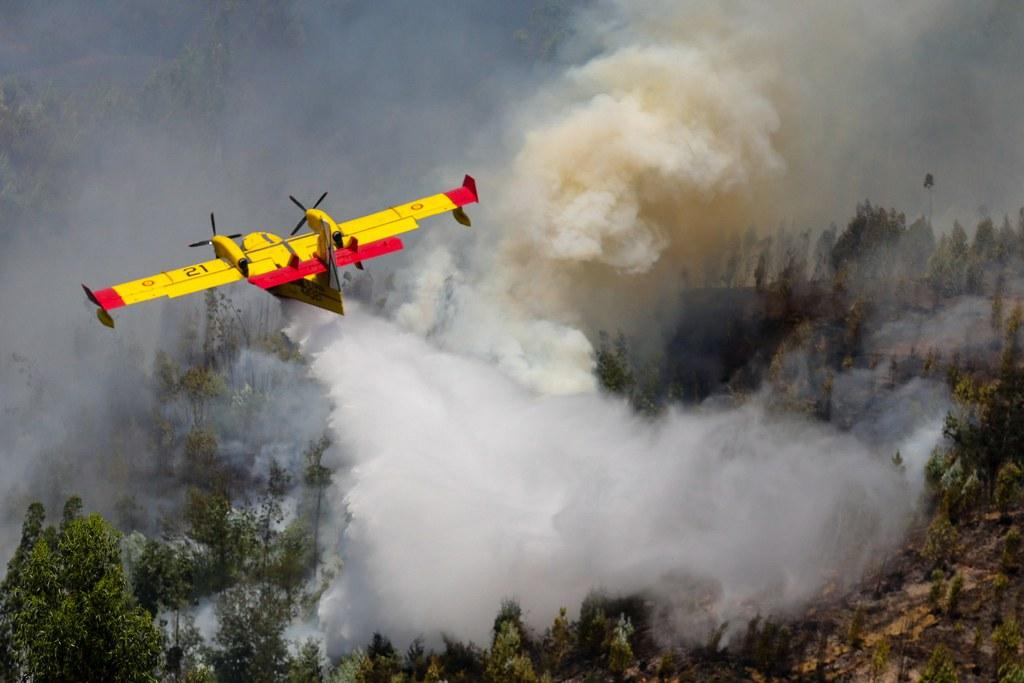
245;175;479;290
84;176;478;327
83;258;243;327
333;173;478;244
285;174;478;256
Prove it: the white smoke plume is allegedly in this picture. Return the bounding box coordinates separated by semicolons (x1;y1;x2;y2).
293;306;942;652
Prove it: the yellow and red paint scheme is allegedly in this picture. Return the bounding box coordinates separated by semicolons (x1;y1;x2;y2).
83;175;477;327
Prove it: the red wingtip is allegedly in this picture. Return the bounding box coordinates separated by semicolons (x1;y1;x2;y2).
83;285;126;311
462;174;478;202
444;174;479;207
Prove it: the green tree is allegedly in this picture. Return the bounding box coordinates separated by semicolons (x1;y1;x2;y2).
153;351;181;404
923;513;958;568
10;512;161;681
131;538;192;675
60;495;83;531
608;613;635;676
1002;527;1022;574
869;638;890;682
920;644;958;683
359;633;400;683
973;217;998;262
183;426;219;486
741;616;792;677
493;598;526;645
211;583;291;683
288;638;325;683
132;539;191;615
265;520;313;600
946;573;964;617
577;591;610;657
256;460;291;578
424;656;443;683
994;275;1007;335
927;570;946;611
929;222;974;297
595;332;633;396
994;617;1022;676
0;502;47;677
830;202;906;275
404;637;427;681
547;607;571;670
303;434;332;574
485;620;537;683
180;365;225;426
847;605;865;648
1001;665;1024;683
184;487;254;593
996;461;1023;517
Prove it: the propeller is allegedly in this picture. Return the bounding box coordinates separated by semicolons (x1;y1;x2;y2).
289;191;328;235
189;213;242;247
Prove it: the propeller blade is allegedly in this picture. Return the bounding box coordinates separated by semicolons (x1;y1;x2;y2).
289;195;307;211
188;240;212;248
210;212;217;235
312;191;328;209
290;216;307;235
226;233;242;239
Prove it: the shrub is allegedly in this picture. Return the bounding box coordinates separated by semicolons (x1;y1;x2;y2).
996;462;1023;517
994;617;1022;675
869;638;890;682
847;606;865;649
919;644;958;683
946;574;964;617
547;607;570;670
1001;665;1024;683
923;514;958;567
607;614;634;675
741;616;792;677
656;651;676;680
577;592;610;657
1004;528;1023;574
928;570;946;611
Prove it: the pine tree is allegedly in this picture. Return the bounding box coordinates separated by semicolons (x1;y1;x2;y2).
608;613;635;676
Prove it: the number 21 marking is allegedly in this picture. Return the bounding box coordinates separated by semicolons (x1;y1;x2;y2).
184;264;210;277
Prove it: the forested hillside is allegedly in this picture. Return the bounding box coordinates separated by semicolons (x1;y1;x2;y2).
3;1;1024;682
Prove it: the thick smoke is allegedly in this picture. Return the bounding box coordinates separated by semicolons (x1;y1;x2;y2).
294;306;943;651
394;0;1024;388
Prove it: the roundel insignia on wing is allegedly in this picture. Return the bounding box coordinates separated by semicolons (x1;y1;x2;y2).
142;280;155;287
410;203;424;210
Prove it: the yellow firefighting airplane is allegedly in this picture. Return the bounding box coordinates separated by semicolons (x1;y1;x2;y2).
83;176;477;327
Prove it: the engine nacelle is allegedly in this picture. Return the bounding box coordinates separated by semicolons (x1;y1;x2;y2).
212;235;249;276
